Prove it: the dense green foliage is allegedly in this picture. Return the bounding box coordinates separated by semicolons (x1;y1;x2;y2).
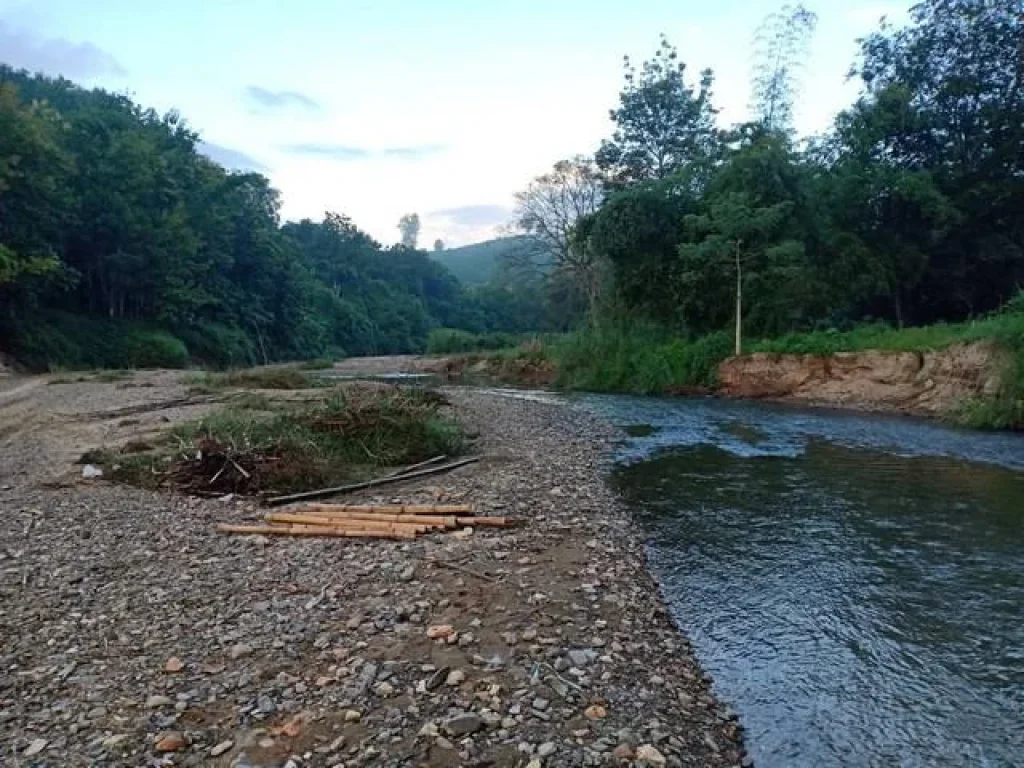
583;1;1024;336
0;69;529;370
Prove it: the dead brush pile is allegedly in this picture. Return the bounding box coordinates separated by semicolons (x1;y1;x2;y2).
101;384;464;496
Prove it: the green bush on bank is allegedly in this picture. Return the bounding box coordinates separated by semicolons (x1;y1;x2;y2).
426;328;536;354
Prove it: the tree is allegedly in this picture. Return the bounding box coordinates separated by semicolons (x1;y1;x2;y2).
398;213;420;249
512;156;604;312
679;194;803;354
750;4;818;133
838;0;1024;321
596;36;720;187
433;238;444;252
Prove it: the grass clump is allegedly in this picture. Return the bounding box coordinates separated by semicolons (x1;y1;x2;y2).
98;385;464;495
187;366;326;391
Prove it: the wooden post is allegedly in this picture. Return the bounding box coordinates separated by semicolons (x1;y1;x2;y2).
735;239;743;357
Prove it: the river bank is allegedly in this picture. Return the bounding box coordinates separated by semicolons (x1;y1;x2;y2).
0;370;745;767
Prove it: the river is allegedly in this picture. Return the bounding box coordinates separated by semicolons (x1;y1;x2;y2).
576;394;1024;768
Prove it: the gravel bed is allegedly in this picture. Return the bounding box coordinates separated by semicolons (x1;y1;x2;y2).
0;377;747;767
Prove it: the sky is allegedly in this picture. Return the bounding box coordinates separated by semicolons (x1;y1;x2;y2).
0;0;909;247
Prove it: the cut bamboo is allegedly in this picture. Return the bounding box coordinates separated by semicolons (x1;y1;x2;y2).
302;503;474;516
456;516;513;527
264;512;444;532
276;509;458;528
217;523;416;540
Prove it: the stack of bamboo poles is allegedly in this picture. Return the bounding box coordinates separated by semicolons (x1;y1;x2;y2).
216;504;515;540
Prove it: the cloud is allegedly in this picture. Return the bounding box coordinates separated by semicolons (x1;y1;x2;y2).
282;143;446;161
425;204;515;246
198;141;268;172
429;204;513;228
245;86;320;112
0;21;125;78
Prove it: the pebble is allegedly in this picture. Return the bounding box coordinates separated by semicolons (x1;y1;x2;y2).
636;744;667;767
445;669;465;686
24;738;47;757
230;643;253;659
538;741;557;757
154;731;188;752
145;694;173;708
442;712;483;737
210;740;234;756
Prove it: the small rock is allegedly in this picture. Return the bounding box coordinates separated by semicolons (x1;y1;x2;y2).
426;666;449;691
612;744;635;761
230;643;253;660
257;695;276;714
154;731;188;753
445;669;465;686
568;649;597;667
521;628;538;641
400;565;415;581
164;656;184;673
102;734;128;749
636;744;667;767
584;704;607;720
538;741;557;757
24;739;47;757
344;709;361;722
442;712;483;737
426;624;455;640
532;697;549;711
211;740;234;757
375;681;395;697
418;722;439;739
146;694;173;708
81;464;103;478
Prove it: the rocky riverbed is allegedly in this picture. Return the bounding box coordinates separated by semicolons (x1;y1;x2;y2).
0;371;746;767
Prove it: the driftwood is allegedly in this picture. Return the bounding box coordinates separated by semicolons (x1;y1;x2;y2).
216;523;416;540
266;457;481;506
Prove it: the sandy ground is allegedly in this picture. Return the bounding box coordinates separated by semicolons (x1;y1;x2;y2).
0;366;746;768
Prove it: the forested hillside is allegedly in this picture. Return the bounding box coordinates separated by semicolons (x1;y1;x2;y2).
0;67;542;369
429;237;532;286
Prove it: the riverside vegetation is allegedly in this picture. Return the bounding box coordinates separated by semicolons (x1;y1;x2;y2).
2;0;1022;429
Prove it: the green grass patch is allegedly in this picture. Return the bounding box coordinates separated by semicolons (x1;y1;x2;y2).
426;328;557;355
547;324;732;394
94;385;464;495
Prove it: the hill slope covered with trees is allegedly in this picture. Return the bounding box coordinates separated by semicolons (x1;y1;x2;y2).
0;67;540;369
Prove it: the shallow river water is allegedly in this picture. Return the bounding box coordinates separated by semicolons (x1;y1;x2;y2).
576;395;1024;768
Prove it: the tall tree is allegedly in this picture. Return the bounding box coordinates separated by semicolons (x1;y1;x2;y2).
433;238;444;252
750;3;818;133
596;36;720;187
679;194;803;354
398;213;421;249
512;156;604;312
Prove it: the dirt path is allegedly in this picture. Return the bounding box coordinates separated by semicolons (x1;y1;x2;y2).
0;369;745;767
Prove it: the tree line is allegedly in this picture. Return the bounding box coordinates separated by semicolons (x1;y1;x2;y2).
0;68;539;369
513;0;1024;349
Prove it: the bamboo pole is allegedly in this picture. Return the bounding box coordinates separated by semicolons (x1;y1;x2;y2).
265;512;445;531
266;457;481;506
384;455;448;477
275;510;458;527
301;503;474;516
456;516;513;527
217;523;417;540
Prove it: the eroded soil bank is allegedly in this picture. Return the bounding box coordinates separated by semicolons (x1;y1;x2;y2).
716;341;1006;418
0;370;744;767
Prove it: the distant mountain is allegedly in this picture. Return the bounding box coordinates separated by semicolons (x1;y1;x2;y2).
431;236;539;286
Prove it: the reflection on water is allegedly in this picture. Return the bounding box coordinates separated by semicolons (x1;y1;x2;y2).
578;395;1024;768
